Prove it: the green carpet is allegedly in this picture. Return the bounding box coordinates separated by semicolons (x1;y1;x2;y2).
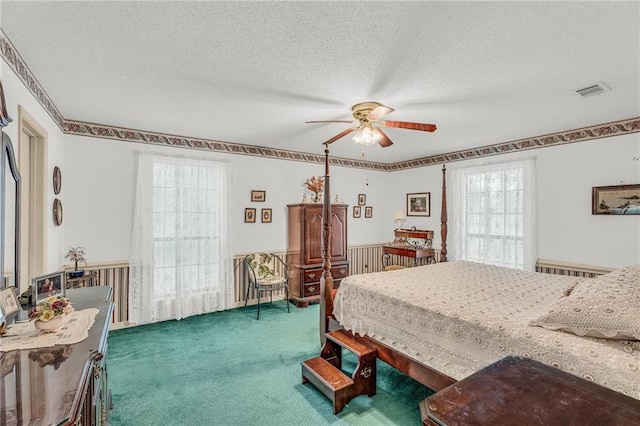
108;301;433;425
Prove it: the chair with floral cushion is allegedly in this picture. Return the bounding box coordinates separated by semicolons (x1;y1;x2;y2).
244;252;290;320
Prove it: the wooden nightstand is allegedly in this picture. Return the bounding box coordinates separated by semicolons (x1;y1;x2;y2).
420;356;640;425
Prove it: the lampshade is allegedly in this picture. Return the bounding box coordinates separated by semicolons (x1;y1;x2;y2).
352;124;382;146
393;209;406;220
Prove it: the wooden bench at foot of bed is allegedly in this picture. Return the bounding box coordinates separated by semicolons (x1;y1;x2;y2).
421;355;640;426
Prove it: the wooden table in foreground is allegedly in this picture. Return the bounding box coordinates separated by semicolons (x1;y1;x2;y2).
421;355;640;425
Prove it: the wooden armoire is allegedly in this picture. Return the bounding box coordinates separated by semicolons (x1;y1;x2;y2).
286;203;349;307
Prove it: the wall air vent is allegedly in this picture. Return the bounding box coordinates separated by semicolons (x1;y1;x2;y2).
575;82;611;98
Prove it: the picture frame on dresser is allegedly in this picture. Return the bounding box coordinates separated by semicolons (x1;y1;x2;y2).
32;271;66;302
0;287;20;316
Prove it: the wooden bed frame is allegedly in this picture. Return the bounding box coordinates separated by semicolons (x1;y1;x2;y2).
317;146;457;392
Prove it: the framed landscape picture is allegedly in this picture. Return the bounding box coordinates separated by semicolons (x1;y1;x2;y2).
251;190;266;202
592;184;640;215
407;192;431;217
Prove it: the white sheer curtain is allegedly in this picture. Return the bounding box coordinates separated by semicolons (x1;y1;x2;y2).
450;157;538;271
129;152;233;325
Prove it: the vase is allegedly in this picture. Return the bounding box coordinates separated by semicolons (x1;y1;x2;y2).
34;315;70;333
313;191;322;203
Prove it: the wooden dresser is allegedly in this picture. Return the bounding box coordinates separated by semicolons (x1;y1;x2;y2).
286;203;349;307
0;286;113;426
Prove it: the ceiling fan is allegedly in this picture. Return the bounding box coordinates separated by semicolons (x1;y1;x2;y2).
306;101;437;148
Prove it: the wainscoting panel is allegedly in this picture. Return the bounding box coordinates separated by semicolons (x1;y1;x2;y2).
535;258;613;278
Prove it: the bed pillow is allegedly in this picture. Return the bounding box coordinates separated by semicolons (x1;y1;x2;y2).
530;264;640;340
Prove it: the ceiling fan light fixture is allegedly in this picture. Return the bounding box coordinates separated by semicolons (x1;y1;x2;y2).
353;125;381;146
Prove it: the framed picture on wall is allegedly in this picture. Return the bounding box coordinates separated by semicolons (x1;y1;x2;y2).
358;194;366;206
244;208;257;223
592;184;640;215
365;206;373;218
251;190;266;202
261;208;272;223
32;271;66;303
353;206;361;218
406;192;431;217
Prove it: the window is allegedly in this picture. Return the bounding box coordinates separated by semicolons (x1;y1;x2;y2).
452;159;536;270
130;153;233;324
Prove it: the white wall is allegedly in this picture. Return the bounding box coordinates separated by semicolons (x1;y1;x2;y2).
63;135;395;262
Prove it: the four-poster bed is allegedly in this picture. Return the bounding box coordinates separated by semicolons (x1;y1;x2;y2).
303;146;640;417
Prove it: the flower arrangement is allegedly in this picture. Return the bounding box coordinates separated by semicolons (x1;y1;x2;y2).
303;176;325;193
29;295;74;322
65;246;86;271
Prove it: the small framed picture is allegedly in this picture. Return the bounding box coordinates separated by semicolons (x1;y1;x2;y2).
32;271;66;303
251;190;266;202
245;208;257;223
365;206;373;218
0;287;20;316
353;206;361;218
261;208;272;223
407;192;431;217
358;194;366;206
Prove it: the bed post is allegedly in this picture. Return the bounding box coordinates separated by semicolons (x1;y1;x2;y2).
440;164;448;262
319;146;333;344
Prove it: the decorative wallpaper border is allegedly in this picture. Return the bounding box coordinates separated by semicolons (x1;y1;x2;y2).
1;29;639;171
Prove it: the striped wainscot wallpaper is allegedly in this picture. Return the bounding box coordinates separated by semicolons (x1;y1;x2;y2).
71;249;611;328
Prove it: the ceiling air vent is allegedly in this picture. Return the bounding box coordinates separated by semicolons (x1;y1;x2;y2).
575;82;611;98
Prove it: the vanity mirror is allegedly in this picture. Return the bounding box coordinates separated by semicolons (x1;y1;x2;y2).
1;80;21;291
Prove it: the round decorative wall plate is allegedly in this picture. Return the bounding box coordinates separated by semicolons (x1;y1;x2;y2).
53;166;62;194
53;198;63;226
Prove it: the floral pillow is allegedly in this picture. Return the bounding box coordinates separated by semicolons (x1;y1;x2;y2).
530;264;640;340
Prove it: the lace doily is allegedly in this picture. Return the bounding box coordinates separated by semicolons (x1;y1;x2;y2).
0;308;99;352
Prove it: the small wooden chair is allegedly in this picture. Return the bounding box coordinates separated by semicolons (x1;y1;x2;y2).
244;252;290;320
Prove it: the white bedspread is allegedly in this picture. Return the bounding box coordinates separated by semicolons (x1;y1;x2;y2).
333;261;640;399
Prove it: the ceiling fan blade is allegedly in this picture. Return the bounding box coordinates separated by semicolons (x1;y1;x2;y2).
322;127;358;145
367;105;395;122
306;120;354;124
376;128;393;148
381;120;437;132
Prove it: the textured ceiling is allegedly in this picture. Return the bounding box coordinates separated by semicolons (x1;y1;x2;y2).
1;1;639;163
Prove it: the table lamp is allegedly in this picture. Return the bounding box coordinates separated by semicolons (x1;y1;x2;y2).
393;209;406;229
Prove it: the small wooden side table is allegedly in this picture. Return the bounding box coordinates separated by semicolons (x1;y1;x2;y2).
421;355;640;425
382;246;435;267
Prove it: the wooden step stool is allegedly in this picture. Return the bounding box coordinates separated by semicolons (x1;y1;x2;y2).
301;329;377;414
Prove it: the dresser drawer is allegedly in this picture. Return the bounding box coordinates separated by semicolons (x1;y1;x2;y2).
303;265;349;284
302;282;320;297
303;269;323;283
